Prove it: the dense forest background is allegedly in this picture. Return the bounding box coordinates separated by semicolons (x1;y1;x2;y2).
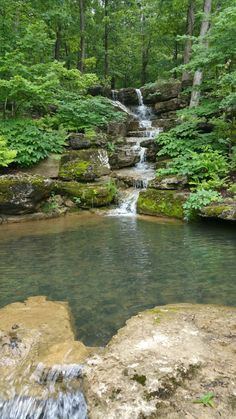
0;0;235;219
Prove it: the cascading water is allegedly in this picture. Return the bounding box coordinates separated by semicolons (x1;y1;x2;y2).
108;89;160;216
0;364;87;419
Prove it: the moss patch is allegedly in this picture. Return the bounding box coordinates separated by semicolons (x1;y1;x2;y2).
137;189;187;219
0;175;52;214
53;181;116;208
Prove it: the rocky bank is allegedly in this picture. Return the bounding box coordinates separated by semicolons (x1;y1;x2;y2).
0;297;236;418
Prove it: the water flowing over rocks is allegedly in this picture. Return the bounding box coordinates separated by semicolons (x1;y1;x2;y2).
0;296;91;418
84;304;236;419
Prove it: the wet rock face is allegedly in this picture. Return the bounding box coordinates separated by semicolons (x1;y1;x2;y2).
117;88;139;106
109;146;140;169
59;149;111;181
0;175;53;215
84;304;236;419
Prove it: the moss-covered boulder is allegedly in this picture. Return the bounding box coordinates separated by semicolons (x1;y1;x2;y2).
0;175;52;215
54;180;116;208
200;199;236;221
137;189;188;219
59;149;110;181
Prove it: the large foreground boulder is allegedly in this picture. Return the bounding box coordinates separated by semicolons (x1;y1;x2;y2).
84;304;236;419
59;149;111;181
0;175;52;215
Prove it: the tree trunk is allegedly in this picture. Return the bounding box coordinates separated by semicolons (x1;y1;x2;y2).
173;37;178;79
54;25;62;60
78;0;86;72
190;0;212;107
104;0;109;78
182;0;195;83
141;40;150;86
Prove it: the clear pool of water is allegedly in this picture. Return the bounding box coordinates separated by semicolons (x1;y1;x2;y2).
0;213;235;346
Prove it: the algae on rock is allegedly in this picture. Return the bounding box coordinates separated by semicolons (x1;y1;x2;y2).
137;188;188;219
59;149;110;181
54;180;116;208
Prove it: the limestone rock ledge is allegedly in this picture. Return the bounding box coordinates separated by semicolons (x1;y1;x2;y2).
84;304;236;419
0;296;92;400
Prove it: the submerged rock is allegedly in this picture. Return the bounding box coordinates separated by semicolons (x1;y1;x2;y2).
59;149;110;181
137;188;188;219
0;175;52;215
84;304;236;419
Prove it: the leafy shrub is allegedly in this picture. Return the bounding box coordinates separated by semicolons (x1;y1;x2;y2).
0;136;17;166
157;147;229;188
0;119;65;166
41;94;126;132
183;189;223;221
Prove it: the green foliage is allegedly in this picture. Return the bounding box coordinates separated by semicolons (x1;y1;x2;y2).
183;190;223;221
0;136;16;167
0;119;65;166
41;94;125;132
157;147;229;188
193;392;215;408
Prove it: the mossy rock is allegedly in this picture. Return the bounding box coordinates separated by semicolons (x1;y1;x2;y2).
137;188;188;219
59;149;110;181
201;201;236;221
53;180;116;208
0;175;53;215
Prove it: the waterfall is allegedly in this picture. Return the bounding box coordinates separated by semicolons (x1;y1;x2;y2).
108;88;160;217
111;90;118;101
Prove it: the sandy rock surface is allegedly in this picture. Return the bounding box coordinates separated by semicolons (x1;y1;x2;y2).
84;304;236;419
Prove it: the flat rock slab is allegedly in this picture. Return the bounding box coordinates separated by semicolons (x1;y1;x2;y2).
84;304;236;419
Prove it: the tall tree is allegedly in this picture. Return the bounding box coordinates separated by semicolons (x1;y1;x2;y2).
190;0;212;107
104;0;109;78
78;0;86;72
182;0;195;83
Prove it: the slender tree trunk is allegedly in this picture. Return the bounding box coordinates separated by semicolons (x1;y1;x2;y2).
141;40;150;86
173;36;178;79
54;24;62;60
104;0;109;78
182;0;195;83
78;0;86;72
190;0;212;107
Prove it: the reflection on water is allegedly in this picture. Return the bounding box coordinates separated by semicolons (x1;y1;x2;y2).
0;214;235;346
